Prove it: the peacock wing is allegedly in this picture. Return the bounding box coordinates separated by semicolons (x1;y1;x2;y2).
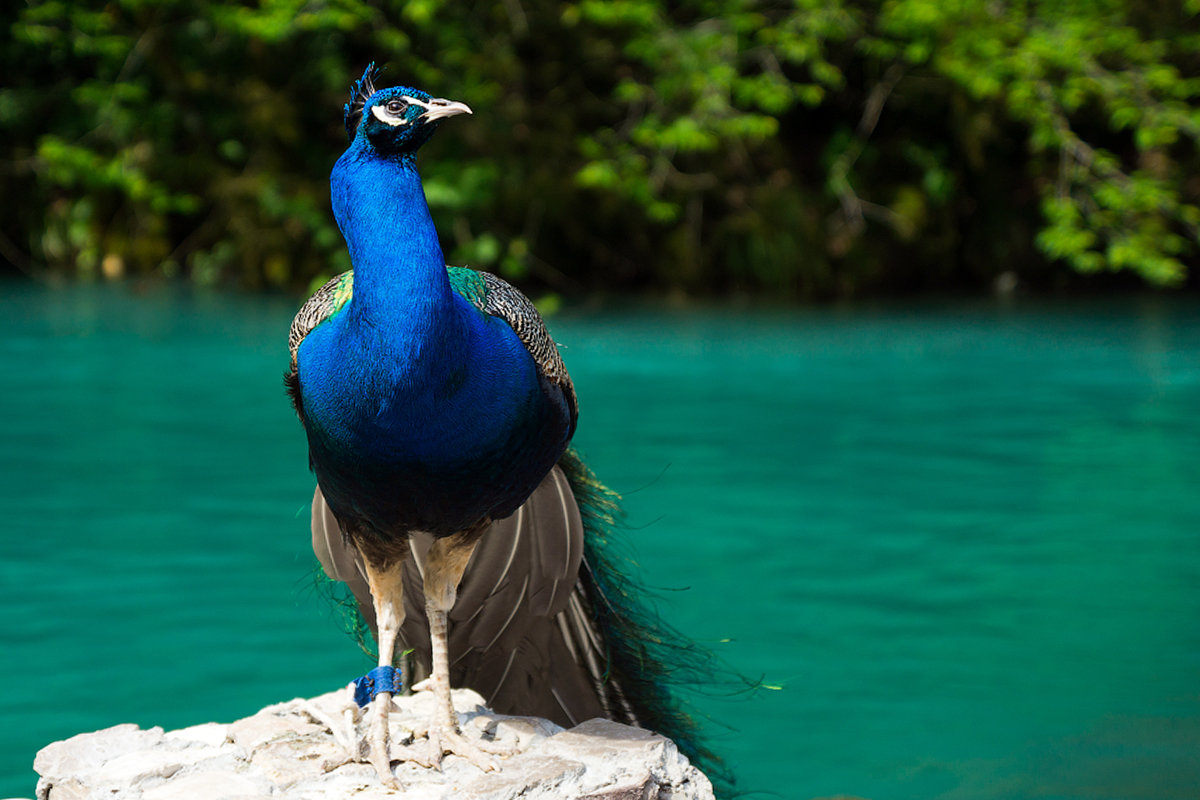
448;267;577;427
287;271;354;371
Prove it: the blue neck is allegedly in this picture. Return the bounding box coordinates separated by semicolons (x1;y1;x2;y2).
331;149;453;331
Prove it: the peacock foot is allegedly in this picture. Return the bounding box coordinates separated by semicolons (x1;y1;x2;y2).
363;691;403;788
310;679;520;782
296;690;361;771
401;719;515;772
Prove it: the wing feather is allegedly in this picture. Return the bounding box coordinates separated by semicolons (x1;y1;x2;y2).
448;267;577;426
288;271;354;370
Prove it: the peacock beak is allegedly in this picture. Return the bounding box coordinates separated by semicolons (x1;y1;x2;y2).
419;98;473;122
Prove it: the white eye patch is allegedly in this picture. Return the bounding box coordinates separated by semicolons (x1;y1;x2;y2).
371;104;409;127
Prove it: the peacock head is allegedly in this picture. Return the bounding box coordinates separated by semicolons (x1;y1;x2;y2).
343;63;471;156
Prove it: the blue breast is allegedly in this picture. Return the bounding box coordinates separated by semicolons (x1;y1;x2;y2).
292;253;568;537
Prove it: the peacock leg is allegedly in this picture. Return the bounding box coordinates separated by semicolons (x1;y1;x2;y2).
358;552;407;787
410;530;511;771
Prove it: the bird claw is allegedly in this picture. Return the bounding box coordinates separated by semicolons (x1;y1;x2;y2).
323;681;514;783
404;723;505;772
294;698;361;772
364;692;402;788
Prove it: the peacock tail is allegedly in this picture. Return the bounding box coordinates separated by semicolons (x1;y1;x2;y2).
557;448;734;794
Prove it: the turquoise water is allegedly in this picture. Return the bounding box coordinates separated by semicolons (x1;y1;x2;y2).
1;282;1198;799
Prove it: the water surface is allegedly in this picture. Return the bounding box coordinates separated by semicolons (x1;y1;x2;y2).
1;282;1197;799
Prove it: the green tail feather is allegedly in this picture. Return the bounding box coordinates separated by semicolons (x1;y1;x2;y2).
311;569;375;659
558;448;737;796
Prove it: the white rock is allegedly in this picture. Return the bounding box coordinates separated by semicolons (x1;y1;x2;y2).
31;689;714;800
34;725;163;780
163;722;229;748
140;770;272;800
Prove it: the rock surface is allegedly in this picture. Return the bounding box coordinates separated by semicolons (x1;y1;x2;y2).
31;686;714;800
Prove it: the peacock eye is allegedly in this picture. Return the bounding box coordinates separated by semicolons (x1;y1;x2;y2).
385;100;405;115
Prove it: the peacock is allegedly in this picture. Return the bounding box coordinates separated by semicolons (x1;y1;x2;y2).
285;64;720;788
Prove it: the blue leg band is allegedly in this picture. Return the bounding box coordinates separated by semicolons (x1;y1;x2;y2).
353;665;402;707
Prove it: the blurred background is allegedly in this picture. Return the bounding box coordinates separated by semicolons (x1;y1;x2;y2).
3;0;1199;296
2;2;1199;799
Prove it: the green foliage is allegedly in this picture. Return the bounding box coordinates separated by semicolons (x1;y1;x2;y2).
573;0;1200;293
1;0;1197;296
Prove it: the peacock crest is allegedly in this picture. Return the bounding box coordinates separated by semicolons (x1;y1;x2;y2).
343;62;383;140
